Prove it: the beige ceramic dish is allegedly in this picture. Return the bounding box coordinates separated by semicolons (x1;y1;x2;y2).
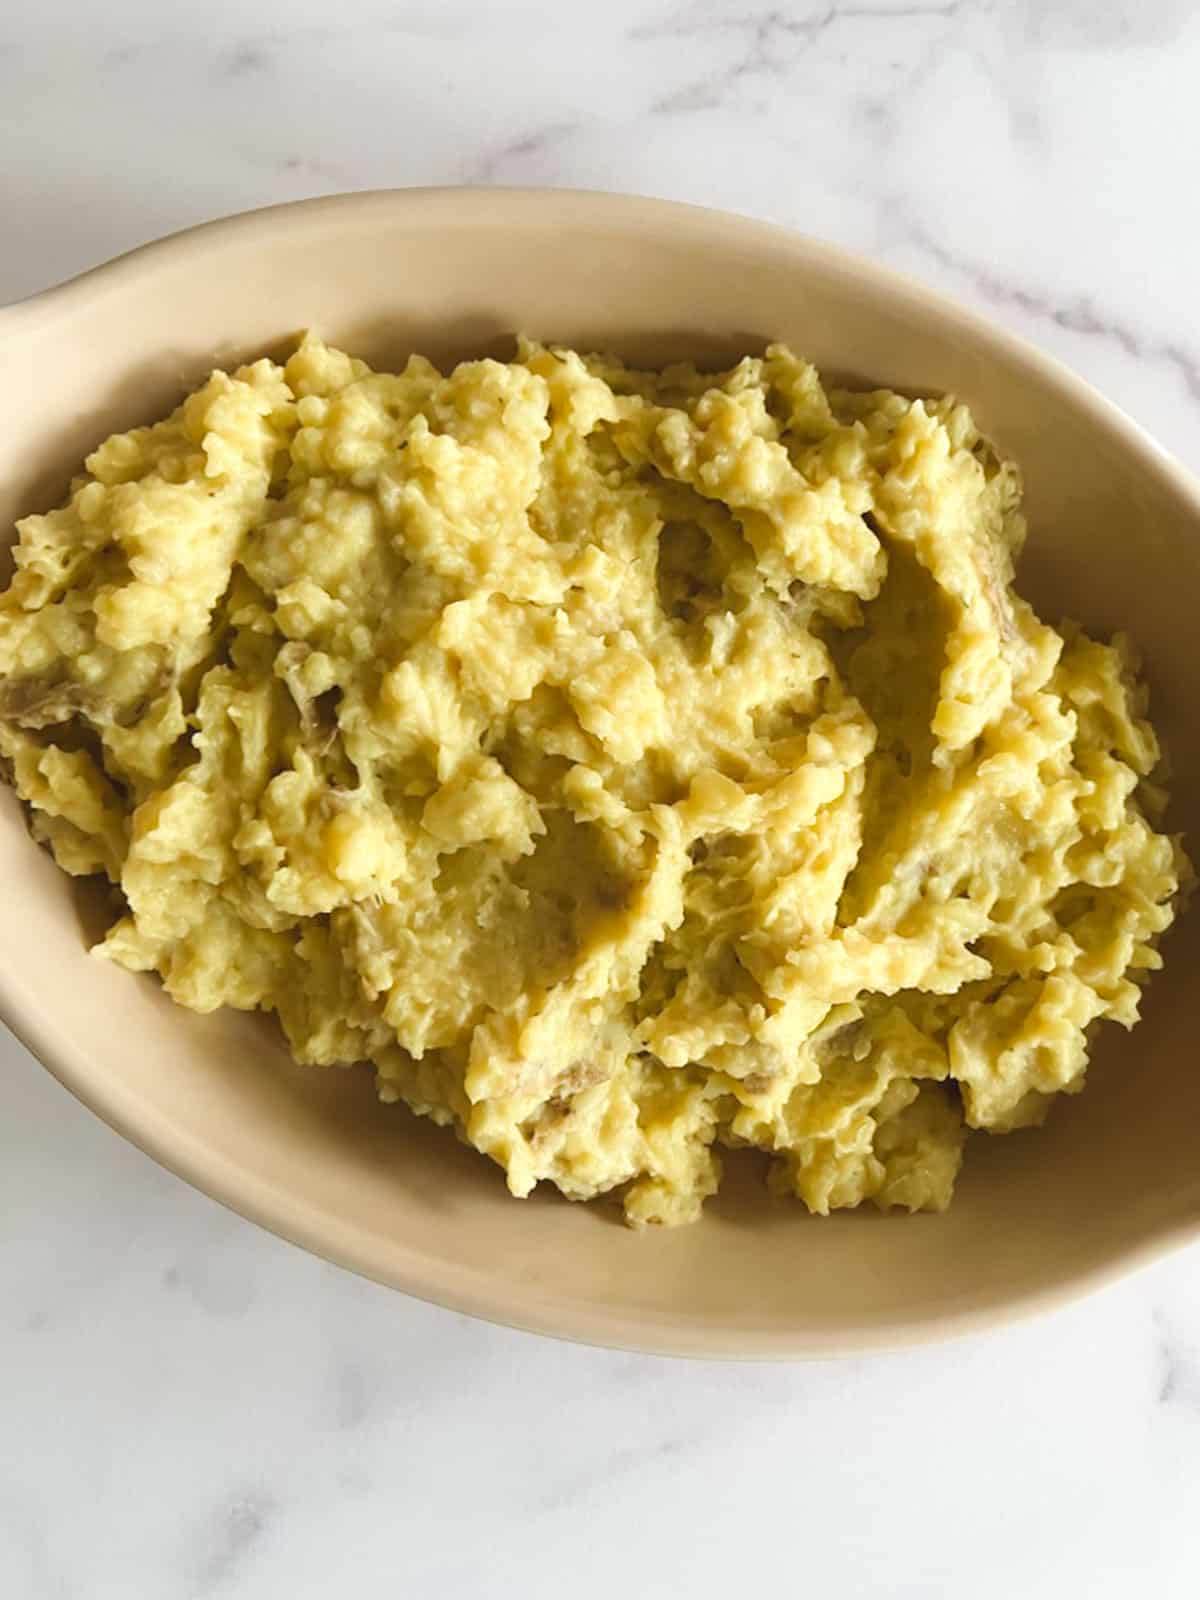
1;189;1197;1358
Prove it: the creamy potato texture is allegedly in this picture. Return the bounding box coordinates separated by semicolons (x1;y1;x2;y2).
0;335;1188;1224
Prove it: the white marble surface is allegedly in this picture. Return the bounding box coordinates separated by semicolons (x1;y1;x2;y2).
3;2;1200;1594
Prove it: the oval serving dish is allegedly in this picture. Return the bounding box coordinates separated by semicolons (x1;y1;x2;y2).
0;189;1197;1357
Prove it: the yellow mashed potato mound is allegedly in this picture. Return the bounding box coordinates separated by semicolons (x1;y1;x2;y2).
0;335;1188;1225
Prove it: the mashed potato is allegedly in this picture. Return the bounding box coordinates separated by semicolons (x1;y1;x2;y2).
0;335;1188;1225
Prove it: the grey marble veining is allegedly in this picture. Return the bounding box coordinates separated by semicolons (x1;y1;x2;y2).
2;2;1199;1595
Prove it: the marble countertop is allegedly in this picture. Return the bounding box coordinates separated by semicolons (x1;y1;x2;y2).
3;2;1200;1594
